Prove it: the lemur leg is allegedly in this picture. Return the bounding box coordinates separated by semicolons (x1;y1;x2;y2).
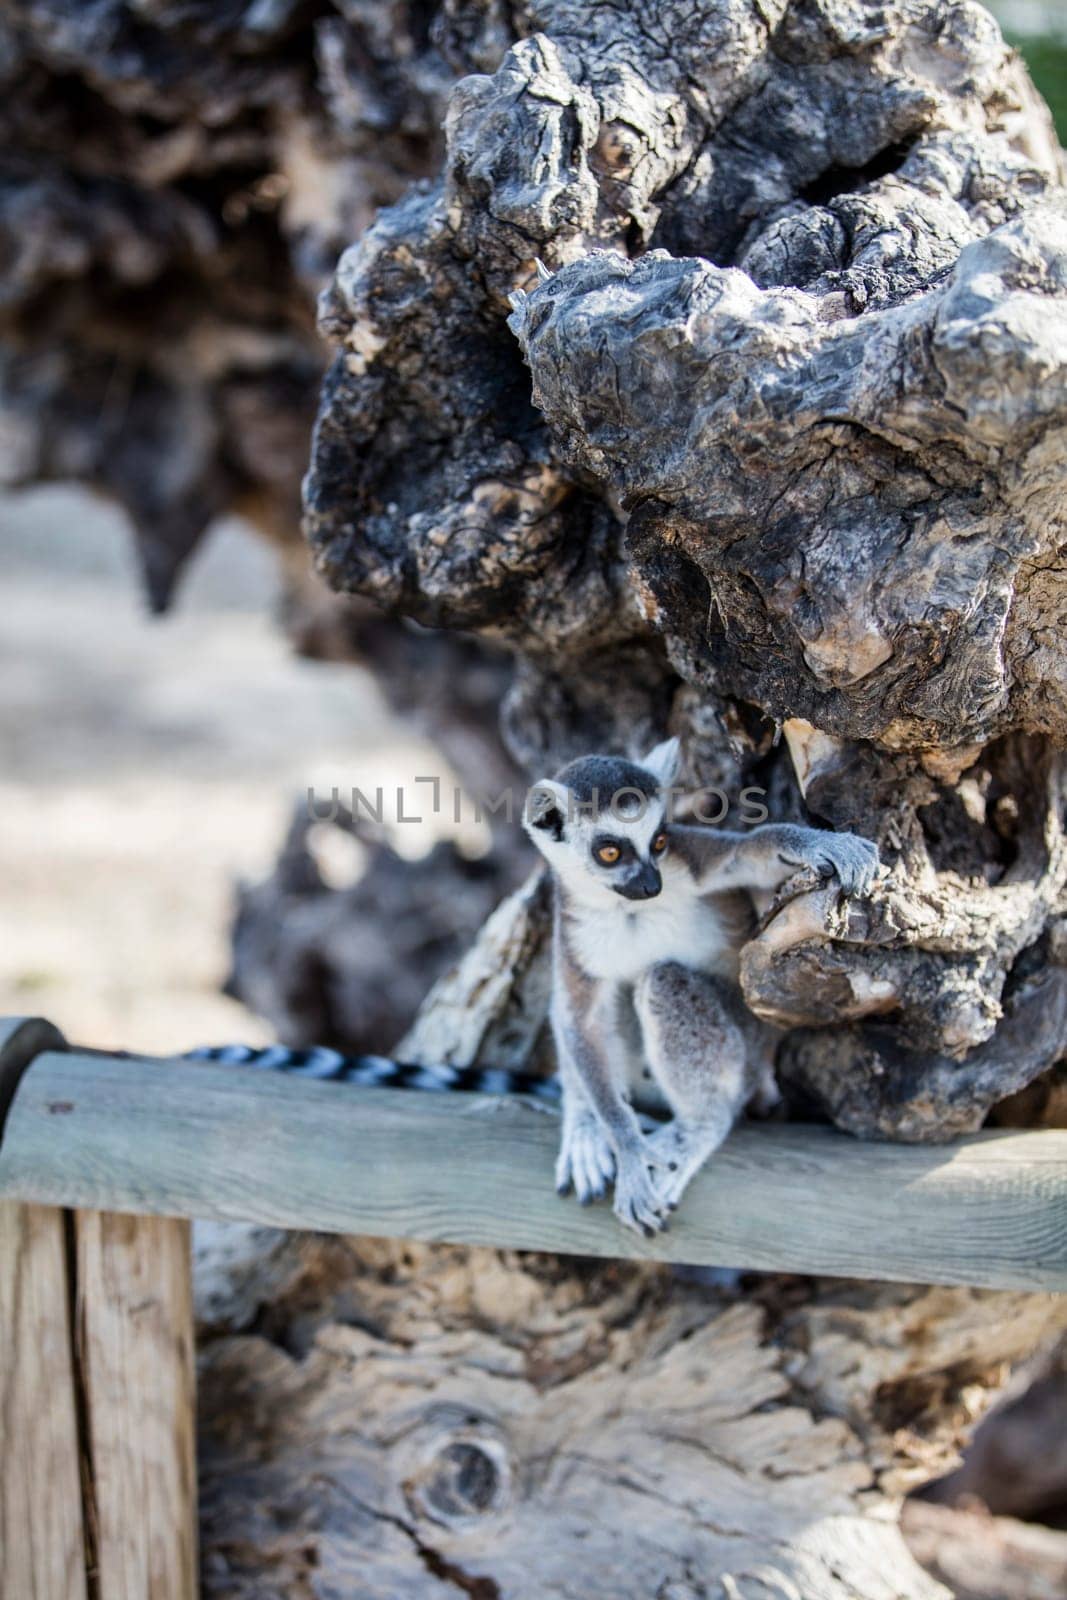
634;962;750;1213
551;980;671;1235
748;1021;783;1116
554;1054;616;1204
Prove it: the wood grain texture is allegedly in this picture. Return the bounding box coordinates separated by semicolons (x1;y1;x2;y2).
196;1237;1067;1600
1;1050;1065;1290
0;1201;87;1600
75;1210;197;1600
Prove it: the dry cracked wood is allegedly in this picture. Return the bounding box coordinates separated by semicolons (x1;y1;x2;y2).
194;1228;1067;1600
902;1502;1067;1600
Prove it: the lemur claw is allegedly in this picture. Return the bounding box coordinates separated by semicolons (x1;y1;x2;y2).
815;834;880;897
612;1151;671;1235
556;1116;616;1205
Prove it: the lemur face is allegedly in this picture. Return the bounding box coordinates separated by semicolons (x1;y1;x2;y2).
523;740;681;906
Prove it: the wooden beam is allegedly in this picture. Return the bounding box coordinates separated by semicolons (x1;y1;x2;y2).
0;1202;88;1600
75;1211;197;1600
1;1047;1065;1290
0;1016;67;1148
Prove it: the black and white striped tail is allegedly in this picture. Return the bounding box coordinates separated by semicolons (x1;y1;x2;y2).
184;1043;561;1103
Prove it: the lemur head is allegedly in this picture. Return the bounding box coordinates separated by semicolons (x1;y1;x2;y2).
523;738;681;905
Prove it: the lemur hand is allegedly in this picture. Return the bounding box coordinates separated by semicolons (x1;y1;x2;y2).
556;1111;615;1204
802;832;880;896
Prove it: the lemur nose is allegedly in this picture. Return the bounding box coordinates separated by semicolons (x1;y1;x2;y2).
614;863;661;901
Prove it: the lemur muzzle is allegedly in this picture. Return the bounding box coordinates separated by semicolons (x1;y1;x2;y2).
615;863;662;900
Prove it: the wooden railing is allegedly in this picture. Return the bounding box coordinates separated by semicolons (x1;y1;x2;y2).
2;1014;1066;1599
2;1017;1065;1289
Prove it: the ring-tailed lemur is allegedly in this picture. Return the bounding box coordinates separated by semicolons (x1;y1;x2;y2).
187;737;877;1238
521;737;880;1235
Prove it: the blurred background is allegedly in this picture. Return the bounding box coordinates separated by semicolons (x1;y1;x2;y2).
0;493;486;1052
0;0;1063;1060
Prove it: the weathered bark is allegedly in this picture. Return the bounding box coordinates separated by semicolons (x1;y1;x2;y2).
305;0;1067;1137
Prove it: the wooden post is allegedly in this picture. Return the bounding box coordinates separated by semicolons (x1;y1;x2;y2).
76;1212;197;1600
0;1201;88;1600
0;1020;198;1600
0;1019;86;1600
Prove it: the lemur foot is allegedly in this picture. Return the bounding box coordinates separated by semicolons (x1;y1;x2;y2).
645;1121;727;1213
750;1064;782;1118
555;1114;615;1204
612;1147;672;1237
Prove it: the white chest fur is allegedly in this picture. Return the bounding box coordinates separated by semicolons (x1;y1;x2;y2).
563;879;734;985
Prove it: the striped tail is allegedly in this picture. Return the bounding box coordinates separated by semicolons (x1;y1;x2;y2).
184;1043;561;1103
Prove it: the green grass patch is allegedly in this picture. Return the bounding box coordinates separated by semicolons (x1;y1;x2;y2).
1007;32;1067;141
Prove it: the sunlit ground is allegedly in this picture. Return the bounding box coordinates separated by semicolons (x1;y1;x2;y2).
0;489;468;1055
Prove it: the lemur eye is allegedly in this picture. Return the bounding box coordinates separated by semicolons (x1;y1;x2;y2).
595;843;621;865
651;832;668;855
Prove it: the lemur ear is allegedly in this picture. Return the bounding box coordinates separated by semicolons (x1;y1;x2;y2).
642;736;681;788
524;779;568;842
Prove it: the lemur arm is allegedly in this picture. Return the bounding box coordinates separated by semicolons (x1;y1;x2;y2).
669;822;879;897
552;969;644;1154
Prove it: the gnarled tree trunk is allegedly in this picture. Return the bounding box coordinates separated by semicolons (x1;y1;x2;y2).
195;1225;1067;1599
305;0;1067;1141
